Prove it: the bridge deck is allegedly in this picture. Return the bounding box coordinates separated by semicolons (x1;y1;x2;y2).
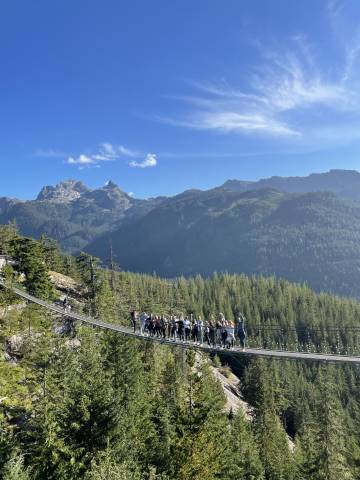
3;282;360;365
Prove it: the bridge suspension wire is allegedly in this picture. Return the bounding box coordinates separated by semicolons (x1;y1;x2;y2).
2;281;360;365
248;324;360;332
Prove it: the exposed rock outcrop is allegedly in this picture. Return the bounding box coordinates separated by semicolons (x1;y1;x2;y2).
5;334;25;358
49;271;83;297
37;179;90;203
211;366;252;419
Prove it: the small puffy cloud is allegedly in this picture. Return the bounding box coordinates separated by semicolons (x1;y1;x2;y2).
67;154;94;165
67;142;140;168
130;153;157;168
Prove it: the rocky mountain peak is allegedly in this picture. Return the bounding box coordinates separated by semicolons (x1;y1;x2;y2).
103;180;119;190
36;180;90;203
82;180;131;209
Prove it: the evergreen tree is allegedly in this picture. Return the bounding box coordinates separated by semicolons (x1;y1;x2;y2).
26;330;120;480
2;453;30;480
314;367;355;480
227;412;265;480
76;253;101;314
176;353;232;480
39;235;63;273
0;223;18;256
294;422;319;480
13;238;55;299
84;447;142;480
246;359;295;480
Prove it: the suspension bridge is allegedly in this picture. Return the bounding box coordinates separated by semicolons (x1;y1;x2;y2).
2;281;360;365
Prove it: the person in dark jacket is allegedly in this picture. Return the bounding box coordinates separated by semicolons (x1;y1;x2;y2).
209;320;216;347
204;321;211;346
177;316;185;341
236;315;247;351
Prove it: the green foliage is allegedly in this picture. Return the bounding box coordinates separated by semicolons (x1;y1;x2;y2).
13;237;55;300
313;367;355;480
2;452;30;480
39;235;64;272
84;454;142;480
88;188;360;299
2;234;360;479
0;223;19;256
7;174;360;299
0;180;154;253
227;413;265;480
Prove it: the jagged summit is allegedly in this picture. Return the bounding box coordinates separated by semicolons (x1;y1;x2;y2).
83;180;131;209
104;180;120;189
36;179;130;205
36;180;90;203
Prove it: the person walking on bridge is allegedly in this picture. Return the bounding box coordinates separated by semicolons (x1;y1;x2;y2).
197;317;204;345
130;310;138;333
209;320;216;347
140;312;148;335
226;321;236;349
236;315;247;351
177;316;185;342
184;317;191;342
170;316;178;341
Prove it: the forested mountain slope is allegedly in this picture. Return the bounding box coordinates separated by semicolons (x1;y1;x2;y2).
3;170;360;299
0;180;164;253
1;169;359;255
222;168;360;200
88;188;360;298
1;228;360;479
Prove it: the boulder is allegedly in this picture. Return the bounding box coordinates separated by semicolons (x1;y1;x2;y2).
5;334;24;357
65;338;81;350
48;271;83;297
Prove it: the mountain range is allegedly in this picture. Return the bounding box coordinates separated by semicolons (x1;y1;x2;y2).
0;179;164;252
220;168;360;200
2;169;360;297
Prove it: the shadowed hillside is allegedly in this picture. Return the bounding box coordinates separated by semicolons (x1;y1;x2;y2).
88;188;360;298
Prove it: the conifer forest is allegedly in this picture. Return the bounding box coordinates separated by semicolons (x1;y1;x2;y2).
1;225;360;479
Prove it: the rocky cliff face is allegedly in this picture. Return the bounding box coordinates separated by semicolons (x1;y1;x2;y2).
79;180;132;210
0;179;164;252
36;180;90;203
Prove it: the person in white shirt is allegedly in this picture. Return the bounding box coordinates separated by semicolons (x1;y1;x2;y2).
184;318;191;341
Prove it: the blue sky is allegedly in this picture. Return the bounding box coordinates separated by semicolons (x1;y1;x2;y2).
1;0;360;199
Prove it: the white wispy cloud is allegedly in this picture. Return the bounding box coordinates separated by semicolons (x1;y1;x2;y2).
33;148;70;158
159;20;360;145
66;142;140;168
130;153;157;168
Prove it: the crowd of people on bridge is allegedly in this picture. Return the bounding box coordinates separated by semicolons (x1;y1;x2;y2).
130;311;247;351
